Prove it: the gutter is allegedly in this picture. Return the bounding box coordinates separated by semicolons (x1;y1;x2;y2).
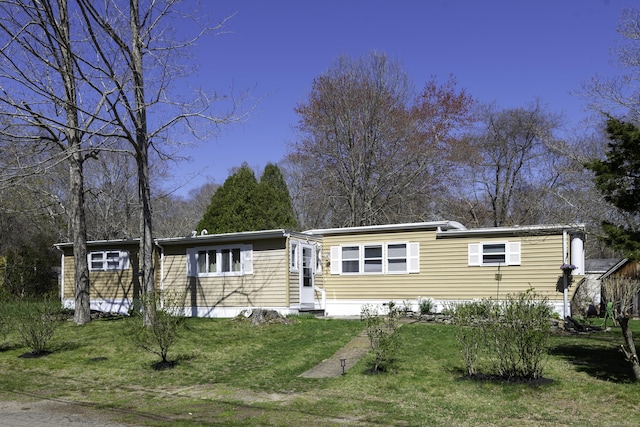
436;223;586;238
155;240;166;297
53;244;65;304
304;221;467;236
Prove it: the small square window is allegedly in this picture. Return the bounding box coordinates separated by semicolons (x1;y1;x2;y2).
482;243;506;265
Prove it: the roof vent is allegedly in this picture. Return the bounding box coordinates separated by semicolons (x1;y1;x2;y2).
200;229;208;236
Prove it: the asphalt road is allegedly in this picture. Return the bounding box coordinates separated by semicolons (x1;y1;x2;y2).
0;399;136;427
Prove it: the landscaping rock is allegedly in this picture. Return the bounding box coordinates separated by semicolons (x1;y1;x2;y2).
236;309;291;325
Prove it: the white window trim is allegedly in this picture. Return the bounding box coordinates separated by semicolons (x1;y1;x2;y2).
88;250;129;272
468;241;521;267
330;242;419;275
187;244;253;277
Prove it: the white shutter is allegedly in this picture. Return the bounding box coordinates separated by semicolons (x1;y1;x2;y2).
507;242;521;266
242;244;253;274
315;244;323;274
186;248;198;277
407;243;420;273
330;246;341;274
289;241;299;272
121;251;130;270
468;243;481;266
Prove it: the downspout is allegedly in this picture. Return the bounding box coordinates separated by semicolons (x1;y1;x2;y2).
562;229;569;319
284;233;290;308
54;245;65;305
155;241;165;309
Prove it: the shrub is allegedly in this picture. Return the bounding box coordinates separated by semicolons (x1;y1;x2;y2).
0;301;10;346
453;290;552;380
131;291;185;367
451;300;493;376
493;290;552;379
13;296;61;355
361;302;400;373
400;299;413;315
418;297;435;315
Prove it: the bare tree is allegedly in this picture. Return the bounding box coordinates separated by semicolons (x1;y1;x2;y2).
602;277;640;381
583;8;640;120
84;149;138;240
459;101;564;227
288;52;474;227
0;0;97;324
74;0;243;324
152;182;219;238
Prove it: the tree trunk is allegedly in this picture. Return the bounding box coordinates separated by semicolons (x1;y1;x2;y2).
58;0;91;325
70;156;91;325
130;0;155;326
618;317;640;381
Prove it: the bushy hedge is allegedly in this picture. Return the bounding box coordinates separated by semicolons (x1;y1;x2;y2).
453;289;552;380
361;302;400;373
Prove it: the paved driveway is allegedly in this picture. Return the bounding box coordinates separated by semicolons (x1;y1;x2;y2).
0;399;135;427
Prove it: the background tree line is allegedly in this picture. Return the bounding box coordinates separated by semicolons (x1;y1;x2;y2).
3;5;640;319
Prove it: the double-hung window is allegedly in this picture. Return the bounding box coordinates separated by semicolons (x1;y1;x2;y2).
363;245;383;273
387;243;408;273
341;246;360;273
331;242;419;275
188;245;252;277
468;242;521;266
89;250;129;271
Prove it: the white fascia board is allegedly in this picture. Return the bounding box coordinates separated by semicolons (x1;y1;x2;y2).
156;229;292;246
54;238;140;249
436;223;586;238
303;221;467;236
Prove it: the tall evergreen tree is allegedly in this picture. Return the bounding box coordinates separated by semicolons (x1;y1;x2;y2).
585;116;640;382
197;163;299;233
256;163;299;230
585;117;640;259
197;164;260;234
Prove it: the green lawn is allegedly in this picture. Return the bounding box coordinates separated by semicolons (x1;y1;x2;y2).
1;315;640;426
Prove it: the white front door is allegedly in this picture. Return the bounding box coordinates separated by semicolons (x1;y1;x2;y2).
299;244;315;309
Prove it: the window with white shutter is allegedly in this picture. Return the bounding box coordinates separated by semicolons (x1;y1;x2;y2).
468;242;521;267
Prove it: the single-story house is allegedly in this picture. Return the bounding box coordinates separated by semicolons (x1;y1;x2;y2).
55;229;323;317
55;221;586;317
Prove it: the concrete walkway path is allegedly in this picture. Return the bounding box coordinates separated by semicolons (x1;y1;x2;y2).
299;327;371;378
299;317;414;378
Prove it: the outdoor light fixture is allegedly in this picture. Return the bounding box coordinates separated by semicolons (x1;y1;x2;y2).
340;358;347;375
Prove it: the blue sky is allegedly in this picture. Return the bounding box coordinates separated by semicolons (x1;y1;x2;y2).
169;0;637;196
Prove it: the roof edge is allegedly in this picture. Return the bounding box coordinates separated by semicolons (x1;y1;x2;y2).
436;223;586;238
304;221;467;236
55;229;317;248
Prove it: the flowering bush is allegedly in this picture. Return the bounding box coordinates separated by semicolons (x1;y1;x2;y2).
560;263;577;271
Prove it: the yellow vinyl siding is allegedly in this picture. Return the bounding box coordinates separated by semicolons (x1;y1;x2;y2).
429;234;565;300
161;238;288;309
322;230;570;302
62;247;137;301
321;230;435;300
